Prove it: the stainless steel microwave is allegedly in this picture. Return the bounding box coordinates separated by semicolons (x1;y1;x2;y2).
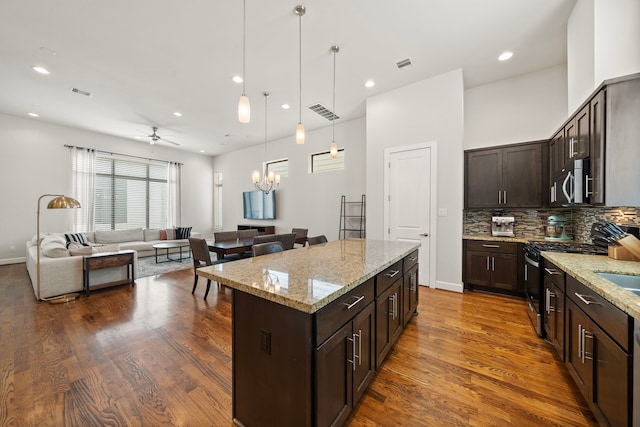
550;158;591;206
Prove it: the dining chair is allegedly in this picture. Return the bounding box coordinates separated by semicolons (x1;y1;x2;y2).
189;237;227;299
252;241;284;257
292;228;308;246
276;232;296;250
214;231;237;242
237;229;259;239
252;234;278;245
307;235;328;246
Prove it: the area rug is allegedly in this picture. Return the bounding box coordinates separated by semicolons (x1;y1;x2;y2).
137;255;192;278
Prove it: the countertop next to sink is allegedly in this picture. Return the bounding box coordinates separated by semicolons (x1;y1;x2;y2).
463;234;537;244
542;252;640;320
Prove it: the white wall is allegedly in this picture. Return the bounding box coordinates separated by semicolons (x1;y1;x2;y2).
567;0;595;113
464;65;568;149
366;69;465;291
0;112;215;263
211;117;366;241
568;0;640;112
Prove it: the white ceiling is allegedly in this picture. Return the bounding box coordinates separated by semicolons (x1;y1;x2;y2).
0;0;576;155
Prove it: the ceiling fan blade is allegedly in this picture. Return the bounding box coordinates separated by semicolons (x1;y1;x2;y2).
159;137;180;146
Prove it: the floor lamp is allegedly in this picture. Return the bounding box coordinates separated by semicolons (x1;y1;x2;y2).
37;194;81;304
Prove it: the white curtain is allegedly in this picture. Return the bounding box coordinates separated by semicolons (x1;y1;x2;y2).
71;146;96;232
168;162;182;227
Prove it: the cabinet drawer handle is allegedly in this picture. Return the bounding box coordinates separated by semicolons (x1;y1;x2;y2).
544;268;561;275
343;295;365;310
347;335;356;370
385;270;400;279
574;292;600;306
408;256;418;262
481;244;500;248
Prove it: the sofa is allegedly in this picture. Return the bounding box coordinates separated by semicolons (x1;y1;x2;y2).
25;227;200;300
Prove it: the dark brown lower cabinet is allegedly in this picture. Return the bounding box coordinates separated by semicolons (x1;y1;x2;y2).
403;264;419;326
565;278;632;427
542;261;565;359
316;302;375;427
375;279;403;368
463;240;521;295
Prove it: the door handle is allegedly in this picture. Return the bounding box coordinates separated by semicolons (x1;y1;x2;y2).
420;233;429;237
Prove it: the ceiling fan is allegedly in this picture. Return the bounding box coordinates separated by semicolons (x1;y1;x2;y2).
140;127;180;146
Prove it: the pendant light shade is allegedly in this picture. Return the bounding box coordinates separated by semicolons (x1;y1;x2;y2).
294;5;306;144
238;94;250;123
238;0;250;123
296;123;305;145
329;45;339;157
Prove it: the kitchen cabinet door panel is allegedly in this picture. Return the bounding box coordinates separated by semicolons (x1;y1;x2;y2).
592;324;631;427
565;299;593;400
465;251;491;287
502;144;543;207
315;322;353;427
589;89;605;205
465;149;501;208
491;253;518;291
352;302;375;404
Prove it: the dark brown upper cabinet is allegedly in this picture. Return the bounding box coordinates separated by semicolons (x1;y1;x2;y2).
465;141;545;209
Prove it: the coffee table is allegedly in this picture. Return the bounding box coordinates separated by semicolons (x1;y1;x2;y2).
153;241;191;263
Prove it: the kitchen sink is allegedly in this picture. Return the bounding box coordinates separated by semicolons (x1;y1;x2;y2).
596;272;640;295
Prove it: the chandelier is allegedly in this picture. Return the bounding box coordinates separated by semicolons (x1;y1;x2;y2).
252;92;280;194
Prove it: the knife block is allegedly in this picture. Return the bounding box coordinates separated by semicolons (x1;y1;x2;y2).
608;245;640;261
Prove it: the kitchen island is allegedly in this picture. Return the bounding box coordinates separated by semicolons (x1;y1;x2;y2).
197;238;420;427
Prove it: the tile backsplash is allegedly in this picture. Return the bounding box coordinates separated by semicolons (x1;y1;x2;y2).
464;207;639;242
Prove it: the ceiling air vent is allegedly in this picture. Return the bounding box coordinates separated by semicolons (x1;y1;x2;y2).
395;58;413;70
71;87;93;97
308;103;339;121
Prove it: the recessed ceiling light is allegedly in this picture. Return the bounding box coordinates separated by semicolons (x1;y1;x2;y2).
32;66;50;75
365;80;375;88
281;104;291;110
173;112;182;117
498;51;513;61
200;150;205;153
232;75;243;83
28;112;39;118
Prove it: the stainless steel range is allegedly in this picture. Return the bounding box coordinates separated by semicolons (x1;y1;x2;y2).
523;240;608;337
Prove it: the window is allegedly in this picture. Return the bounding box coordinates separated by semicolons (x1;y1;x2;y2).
267;158;289;177
311;148;345;173
95;155;169;230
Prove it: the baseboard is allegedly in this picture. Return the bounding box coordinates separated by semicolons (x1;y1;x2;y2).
0;257;26;266
434;280;463;293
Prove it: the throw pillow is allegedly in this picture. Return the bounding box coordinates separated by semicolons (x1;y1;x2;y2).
176;226;192;239
42;237;70;258
165;228;176;240
159;230;167;240
64;233;88;247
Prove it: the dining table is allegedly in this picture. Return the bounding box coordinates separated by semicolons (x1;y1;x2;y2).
207;237;255;259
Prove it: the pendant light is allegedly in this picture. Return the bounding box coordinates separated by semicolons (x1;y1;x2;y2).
238;0;250;123
252;92;280;194
294;5;306;144
329;45;339;158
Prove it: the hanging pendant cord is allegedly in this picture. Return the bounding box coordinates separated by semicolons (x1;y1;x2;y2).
332;48;336;140
242;0;246;96
298;12;302;123
264;93;268;174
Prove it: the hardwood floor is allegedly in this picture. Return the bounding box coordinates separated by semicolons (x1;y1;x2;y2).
0;263;597;426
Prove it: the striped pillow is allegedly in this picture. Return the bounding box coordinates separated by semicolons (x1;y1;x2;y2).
64;233;88;247
176;226;192;240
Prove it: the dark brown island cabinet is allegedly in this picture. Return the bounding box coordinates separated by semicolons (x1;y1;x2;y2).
464;140;546;209
463;240;523;296
226;247;419;427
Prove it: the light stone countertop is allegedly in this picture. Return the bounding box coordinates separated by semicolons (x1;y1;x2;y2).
542;252;640;320
463;234;539;244
197;239;420;314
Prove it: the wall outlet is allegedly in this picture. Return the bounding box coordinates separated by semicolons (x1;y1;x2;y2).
260;328;271;355
8;246;15;254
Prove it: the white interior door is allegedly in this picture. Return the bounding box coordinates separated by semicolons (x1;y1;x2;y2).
385;144;434;287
